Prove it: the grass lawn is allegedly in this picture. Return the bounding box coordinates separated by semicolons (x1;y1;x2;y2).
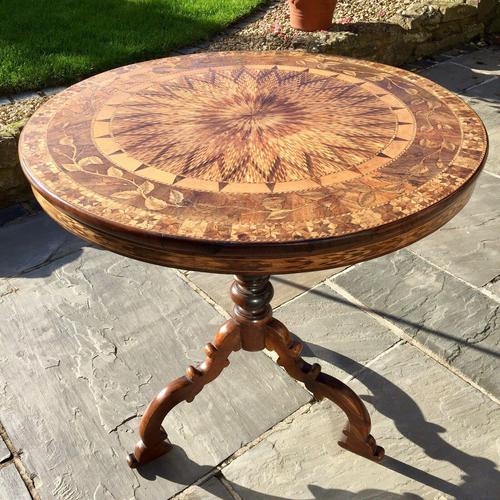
0;0;263;96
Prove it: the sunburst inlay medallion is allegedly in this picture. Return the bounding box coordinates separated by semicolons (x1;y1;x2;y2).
99;65;412;193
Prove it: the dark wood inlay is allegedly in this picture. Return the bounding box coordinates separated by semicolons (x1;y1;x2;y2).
20;51;487;272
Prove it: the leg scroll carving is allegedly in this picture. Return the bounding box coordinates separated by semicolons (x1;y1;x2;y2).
127;274;384;468
265;318;384;462
127;319;241;468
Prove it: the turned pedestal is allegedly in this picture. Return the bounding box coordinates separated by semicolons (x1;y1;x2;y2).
126;275;384;468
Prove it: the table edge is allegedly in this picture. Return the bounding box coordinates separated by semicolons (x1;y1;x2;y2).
30;162;483;274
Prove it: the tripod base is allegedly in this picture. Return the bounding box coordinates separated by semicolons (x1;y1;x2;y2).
127;275;384;467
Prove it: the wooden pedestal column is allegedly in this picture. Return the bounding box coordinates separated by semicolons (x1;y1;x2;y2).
127;275;384;468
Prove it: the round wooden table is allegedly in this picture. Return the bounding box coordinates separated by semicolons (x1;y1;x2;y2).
19;51;488;469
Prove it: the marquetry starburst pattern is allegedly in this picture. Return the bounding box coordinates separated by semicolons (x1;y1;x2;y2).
94;64;413;194
20;52;487;245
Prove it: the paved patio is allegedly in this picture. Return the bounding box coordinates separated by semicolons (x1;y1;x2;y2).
0;46;499;499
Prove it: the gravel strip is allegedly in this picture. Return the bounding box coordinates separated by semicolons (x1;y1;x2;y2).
206;0;428;52
335;0;416;23
0;96;48;128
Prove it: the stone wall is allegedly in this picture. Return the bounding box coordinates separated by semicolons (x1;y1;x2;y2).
386;0;498;62
0;121;31;209
267;0;499;65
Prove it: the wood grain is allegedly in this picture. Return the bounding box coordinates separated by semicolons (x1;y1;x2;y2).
127;275;383;468
32;177;475;274
127;318;242;468
20;52;488;273
265;317;384;462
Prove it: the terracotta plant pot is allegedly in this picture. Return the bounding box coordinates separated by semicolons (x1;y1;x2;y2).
289;0;337;32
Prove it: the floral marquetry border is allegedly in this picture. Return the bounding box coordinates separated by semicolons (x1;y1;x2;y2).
20;52;487;245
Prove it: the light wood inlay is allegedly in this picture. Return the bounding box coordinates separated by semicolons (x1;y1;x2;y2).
19;52;487;273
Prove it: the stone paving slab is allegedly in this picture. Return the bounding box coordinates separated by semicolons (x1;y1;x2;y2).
175;476;232;499
463;75;500;126
0;212;85;278
0;203;27;226
408;172;500;287
186;269;345;313
421;47;500;176
419;61;494;93
221;342;500;499
333;250;500;398
0;437;11;463
486;277;500;300
0;464;31;500
0;278;15;298
463;78;500;176
0;247;309;499
274;284;398;381
452;46;500;75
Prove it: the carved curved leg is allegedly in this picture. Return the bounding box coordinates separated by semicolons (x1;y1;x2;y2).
127;319;241;468
127;274;384;468
265;318;384;462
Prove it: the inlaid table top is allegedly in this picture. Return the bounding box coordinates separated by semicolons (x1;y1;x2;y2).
20;51;488;274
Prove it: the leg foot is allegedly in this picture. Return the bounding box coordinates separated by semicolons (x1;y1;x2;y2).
127;319;241;468
128;274;384;468
127;427;171;468
338;426;384;462
266;319;384;462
